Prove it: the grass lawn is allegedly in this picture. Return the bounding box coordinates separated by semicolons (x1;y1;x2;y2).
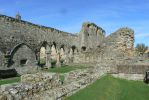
65;75;149;100
0;77;20;85
48;65;86;73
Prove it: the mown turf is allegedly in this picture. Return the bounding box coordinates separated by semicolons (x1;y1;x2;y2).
65;75;149;100
48;65;86;73
0;77;20;85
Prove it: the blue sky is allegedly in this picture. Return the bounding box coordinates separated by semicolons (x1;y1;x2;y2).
0;0;149;47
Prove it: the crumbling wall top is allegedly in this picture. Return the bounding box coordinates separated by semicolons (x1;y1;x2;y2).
82;22;106;35
0;14;76;37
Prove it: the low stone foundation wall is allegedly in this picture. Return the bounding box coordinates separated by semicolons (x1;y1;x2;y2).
0;67;107;100
0;72;61;100
117;65;149;74
112;73;144;80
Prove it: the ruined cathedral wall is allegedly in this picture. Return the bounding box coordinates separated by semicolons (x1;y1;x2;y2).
78;22;105;50
0;14;79;53
100;27;135;57
0;14;136;68
74;27;135;65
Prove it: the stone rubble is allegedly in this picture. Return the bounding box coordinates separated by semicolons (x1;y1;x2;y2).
0;67;107;100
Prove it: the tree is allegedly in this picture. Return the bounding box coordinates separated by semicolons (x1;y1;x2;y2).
136;43;148;55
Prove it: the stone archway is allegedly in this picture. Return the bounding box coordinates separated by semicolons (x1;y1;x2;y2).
39;47;46;65
60;45;65;64
60;45;65;60
51;42;57;60
10;43;37;74
39;41;51;68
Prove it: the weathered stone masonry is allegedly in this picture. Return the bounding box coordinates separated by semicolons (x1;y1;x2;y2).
0;14;106;74
0;67;107;100
0;14;79;72
0;13;149;100
1;13;148;76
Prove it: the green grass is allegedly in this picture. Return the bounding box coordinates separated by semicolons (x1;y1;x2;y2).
48;65;86;73
0;77;20;85
65;75;149;100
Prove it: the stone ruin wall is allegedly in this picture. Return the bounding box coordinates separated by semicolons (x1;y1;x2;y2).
111;58;149;80
100;27;135;57
76;26;149;80
96;28;135;68
117;65;149;74
78;22;105;50
0;14;80;70
0;14;149;99
0;14;106;71
0;67;107;100
73;27;135;64
0;14;149;76
0;14;79;53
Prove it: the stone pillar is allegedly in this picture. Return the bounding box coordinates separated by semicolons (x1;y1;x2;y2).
45;51;51;69
56;52;61;67
64;48;69;64
45;45;51;69
69;48;74;63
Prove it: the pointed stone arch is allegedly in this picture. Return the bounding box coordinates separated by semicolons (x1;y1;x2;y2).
60;45;65;60
60;45;65;50
39;41;51;68
10;43;37;74
39;41;47;65
51;42;57;60
53;42;57;49
10;43;37;66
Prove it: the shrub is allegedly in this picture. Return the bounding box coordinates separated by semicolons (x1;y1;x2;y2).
136;43;148;55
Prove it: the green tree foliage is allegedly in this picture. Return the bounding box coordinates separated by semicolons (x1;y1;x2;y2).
136;43;148;55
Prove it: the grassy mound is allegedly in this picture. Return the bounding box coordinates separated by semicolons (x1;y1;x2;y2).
66;75;149;100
